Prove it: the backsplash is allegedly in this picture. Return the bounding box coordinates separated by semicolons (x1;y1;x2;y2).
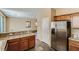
72;29;79;38
72;29;79;34
0;31;29;38
0;33;8;38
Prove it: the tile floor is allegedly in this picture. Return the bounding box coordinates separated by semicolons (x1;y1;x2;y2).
27;39;55;51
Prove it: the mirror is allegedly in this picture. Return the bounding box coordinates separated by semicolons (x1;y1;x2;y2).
25;21;31;28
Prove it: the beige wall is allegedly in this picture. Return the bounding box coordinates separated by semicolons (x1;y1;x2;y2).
51;8;56;20
6;17;37;32
56;8;79;16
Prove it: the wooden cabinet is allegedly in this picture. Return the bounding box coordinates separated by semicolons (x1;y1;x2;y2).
61;15;71;21
54;15;71;21
54;13;79;28
7;39;20;51
28;36;35;48
20;37;28;50
72;14;79;28
54;16;61;21
7;35;35;51
69;39;79;51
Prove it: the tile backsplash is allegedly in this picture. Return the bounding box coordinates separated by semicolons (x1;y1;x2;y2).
72;29;79;38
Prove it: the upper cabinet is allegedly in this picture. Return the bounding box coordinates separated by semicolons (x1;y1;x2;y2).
54;13;79;28
54;15;71;21
61;15;71;21
54;16;61;21
72;14;79;28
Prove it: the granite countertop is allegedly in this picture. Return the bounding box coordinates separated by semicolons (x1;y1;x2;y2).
69;37;79;42
0;33;35;41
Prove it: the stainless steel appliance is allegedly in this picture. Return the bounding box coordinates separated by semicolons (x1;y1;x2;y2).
51;21;71;51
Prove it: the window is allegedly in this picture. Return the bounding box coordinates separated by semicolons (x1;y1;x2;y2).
0;16;4;32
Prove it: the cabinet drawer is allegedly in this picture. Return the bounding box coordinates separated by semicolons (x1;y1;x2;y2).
20;37;28;42
8;39;19;43
29;35;35;40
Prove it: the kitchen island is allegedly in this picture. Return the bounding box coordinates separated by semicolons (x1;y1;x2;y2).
0;33;35;51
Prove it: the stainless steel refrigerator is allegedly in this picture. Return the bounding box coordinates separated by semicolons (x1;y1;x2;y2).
51;21;71;51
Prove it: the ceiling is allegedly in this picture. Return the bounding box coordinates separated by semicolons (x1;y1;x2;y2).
0;8;41;18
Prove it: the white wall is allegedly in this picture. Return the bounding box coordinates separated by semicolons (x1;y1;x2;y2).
37;8;51;47
56;8;79;16
7;17;37;32
41;17;51;46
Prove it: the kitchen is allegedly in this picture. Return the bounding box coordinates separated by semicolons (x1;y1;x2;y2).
0;8;52;51
0;10;37;51
0;8;79;51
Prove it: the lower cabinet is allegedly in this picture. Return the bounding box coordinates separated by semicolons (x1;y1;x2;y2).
28;36;35;48
7;38;20;51
69;40;79;51
7;35;35;51
20;37;28;50
7;41;20;51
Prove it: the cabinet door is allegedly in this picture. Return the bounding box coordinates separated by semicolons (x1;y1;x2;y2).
54;15;71;21
20;37;28;50
54;16;61;21
69;40;79;51
69;45;79;51
61;15;71;21
7;39;20;51
72;15;79;28
7;42;19;51
28;35;35;48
